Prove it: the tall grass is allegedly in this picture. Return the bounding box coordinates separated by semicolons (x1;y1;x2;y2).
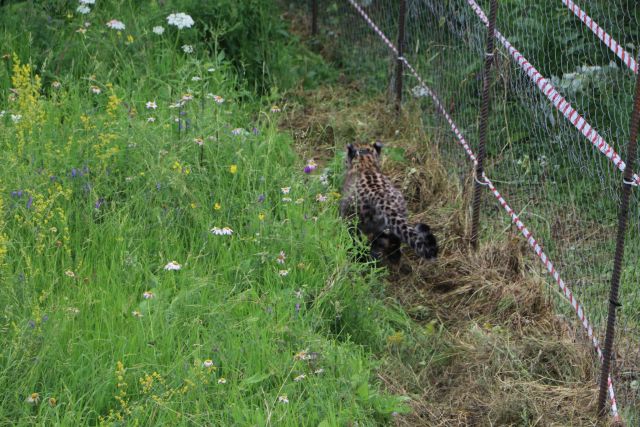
0;1;413;425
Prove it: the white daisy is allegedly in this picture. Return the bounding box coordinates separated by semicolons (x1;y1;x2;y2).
145;101;157;109
25;393;40;405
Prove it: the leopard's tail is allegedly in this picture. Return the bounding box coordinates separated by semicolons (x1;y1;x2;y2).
399;222;438;259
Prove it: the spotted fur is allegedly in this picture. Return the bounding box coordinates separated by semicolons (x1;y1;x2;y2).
340;142;438;262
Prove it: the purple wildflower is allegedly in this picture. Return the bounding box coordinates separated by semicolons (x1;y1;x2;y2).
26;196;33;210
71;168;78;178
94;198;105;209
295;303;300;314
28;320;36;329
252;127;259;135
257;194;265;203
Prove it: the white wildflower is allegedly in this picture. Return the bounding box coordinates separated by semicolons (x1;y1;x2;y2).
278;395;289;404
152;26;165;35
182;44;194;54
164;261;182;271
76;5;91;14
25;393;40;405
106;19;125;30
210;226;233;236
167;12;195;29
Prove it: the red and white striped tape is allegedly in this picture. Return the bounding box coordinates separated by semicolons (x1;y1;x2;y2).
467;0;640;187
345;0;621;420
562;0;637;74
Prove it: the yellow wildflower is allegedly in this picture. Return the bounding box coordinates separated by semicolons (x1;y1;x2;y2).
229;164;238;174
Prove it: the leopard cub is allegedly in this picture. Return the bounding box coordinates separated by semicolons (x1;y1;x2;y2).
339;142;438;263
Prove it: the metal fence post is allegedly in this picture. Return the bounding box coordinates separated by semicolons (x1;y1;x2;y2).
311;0;318;35
470;0;498;249
395;0;406;114
597;57;640;419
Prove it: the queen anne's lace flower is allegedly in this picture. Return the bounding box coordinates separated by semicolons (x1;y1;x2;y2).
167;13;195;29
152;26;165;35
77;5;90;14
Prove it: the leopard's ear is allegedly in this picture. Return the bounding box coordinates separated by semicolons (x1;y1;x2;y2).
372;141;383;155
347;143;357;161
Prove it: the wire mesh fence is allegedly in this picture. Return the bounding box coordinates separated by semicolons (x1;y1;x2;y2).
287;0;640;422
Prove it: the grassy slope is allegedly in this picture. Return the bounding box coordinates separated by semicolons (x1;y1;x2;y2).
0;2;412;426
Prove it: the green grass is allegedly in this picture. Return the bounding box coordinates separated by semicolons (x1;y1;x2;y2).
0;2;416;425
